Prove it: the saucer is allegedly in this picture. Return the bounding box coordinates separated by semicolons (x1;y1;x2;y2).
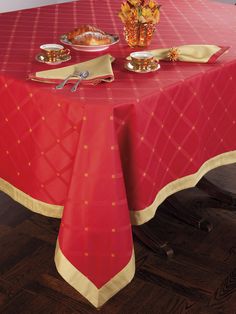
125;60;160;73
36;53;71;65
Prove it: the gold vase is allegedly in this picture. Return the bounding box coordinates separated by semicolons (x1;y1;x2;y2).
124;21;156;48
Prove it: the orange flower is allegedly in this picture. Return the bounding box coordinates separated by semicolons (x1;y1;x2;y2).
148;0;156;9
153;8;160;23
121;2;132;15
118;0;160;25
141;7;153;23
128;0;141;6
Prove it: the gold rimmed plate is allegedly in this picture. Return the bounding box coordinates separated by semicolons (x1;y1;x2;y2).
36;53;71;65
60;33;119;52
125;60;160;73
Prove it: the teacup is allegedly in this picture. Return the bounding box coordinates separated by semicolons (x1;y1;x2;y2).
40;44;70;62
130;51;155;71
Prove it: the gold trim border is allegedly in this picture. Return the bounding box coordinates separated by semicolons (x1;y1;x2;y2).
54;240;135;308
1;151;236;307
0;177;63;218
130;150;236;225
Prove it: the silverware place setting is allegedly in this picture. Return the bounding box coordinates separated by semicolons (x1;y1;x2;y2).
55;70;81;89
55;70;89;91
71;71;89;92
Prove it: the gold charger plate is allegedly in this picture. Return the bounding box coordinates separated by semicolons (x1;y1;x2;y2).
36;53;71;65
125;60;160;73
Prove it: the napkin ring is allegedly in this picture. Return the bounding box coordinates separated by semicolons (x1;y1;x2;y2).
167;47;180;62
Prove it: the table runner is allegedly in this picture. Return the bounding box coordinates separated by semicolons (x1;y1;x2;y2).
0;0;236;307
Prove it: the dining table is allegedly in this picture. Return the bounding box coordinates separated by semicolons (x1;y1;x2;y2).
0;0;236;308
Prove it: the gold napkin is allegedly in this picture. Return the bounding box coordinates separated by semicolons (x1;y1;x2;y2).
128;45;229;63
29;54;114;85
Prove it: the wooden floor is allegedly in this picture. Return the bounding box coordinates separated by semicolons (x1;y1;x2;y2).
1;165;236;313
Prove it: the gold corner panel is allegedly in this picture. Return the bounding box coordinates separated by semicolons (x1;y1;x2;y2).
55;241;135;308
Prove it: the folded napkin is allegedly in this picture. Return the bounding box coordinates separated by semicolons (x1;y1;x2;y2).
29;54;114;85
128;45;229;63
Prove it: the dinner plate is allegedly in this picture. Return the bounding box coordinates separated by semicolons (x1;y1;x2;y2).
125;60;160;73
60;33;119;52
36;53;71;65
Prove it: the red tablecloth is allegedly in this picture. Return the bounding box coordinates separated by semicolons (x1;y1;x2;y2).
1;0;236;307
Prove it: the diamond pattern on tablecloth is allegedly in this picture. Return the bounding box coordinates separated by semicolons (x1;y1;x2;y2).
115;60;236;210
1;0;236;302
0;76;86;205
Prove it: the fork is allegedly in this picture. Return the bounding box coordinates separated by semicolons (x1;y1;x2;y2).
71;70;89;92
55;70;81;90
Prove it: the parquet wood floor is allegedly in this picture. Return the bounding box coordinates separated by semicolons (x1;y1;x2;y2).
1;165;236;313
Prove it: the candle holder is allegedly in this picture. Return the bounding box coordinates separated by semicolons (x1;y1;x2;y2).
124;21;156;48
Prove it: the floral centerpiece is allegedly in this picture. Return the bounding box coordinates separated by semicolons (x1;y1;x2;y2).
118;0;161;47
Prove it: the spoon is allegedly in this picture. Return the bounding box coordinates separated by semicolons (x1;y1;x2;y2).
71;71;89;92
55;70;81;90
